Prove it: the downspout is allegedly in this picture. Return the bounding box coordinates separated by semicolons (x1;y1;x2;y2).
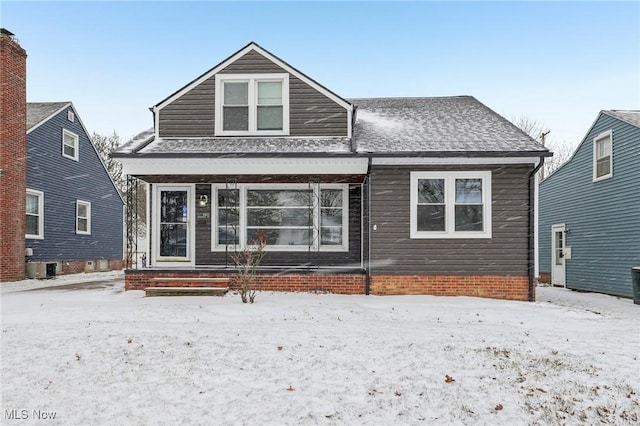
364;156;372;295
528;157;545;302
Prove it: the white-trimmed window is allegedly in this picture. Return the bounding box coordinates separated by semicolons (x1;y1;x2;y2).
62;129;79;161
593;130;612;181
76;200;91;235
410;171;492;239
212;184;348;252
26;189;44;239
215;73;289;136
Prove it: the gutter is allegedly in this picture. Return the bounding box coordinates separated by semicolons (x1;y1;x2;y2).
110;149;553;160
364;156;372;295
527;156;545;302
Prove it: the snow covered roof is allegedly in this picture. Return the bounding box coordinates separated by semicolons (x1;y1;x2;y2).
351;96;547;154
114;96;550;158
115;128;155;153
137;137;352;155
603;110;640;128
27;102;70;131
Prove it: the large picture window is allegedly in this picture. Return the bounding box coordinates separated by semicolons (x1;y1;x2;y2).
26;189;44;239
410;171;491;239
213;184;347;251
246;189;313;246
215;73;289;135
593;130;613;181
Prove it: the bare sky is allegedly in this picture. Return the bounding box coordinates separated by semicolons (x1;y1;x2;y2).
3;1;639;150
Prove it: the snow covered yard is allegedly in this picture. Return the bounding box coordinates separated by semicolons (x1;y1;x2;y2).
1;279;639;425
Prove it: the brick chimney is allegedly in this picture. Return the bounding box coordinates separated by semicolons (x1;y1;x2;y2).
0;29;27;281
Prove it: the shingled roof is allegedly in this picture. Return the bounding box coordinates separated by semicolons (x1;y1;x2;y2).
603;110;640;128
114;96;549;157
27;102;70;131
352;96;547;154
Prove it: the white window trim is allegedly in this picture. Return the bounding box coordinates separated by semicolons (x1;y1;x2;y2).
592;130;613;182
214;73;290;136
410;171;492;239
211;183;348;252
76;200;91;235
26;189;44;239
62;129;79;161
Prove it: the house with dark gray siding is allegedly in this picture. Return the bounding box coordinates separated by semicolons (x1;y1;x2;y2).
112;42;550;300
25;102;124;277
539;110;640;298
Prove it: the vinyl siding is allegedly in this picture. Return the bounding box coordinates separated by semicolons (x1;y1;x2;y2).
25;106;124;262
158;50;348;138
539;114;640;297
370;165;532;275
194;183;362;268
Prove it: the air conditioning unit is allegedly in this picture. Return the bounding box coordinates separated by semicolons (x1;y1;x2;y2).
98;259;109;271
26;262;46;279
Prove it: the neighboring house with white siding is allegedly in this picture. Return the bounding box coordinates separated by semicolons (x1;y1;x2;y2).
539;110;640;297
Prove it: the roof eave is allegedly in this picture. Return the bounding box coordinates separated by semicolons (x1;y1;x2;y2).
111;149;551;160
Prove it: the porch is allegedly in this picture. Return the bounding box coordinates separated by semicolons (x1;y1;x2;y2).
124;267;367;295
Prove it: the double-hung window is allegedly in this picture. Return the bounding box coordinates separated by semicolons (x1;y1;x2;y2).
593;130;612;181
410;171;491;239
26;189;44;239
213;184;347;251
215;74;289;135
76;200;91;235
62;129;79;161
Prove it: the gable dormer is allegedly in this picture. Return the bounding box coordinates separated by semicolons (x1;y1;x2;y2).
154;42;352;139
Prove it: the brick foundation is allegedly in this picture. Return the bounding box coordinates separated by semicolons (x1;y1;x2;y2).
370;275;532;301
24;259;124;278
125;270;533;300
125;270;366;295
538;272;550;284
60;259;124;274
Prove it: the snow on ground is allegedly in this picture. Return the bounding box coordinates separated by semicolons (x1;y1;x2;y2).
1;277;639;425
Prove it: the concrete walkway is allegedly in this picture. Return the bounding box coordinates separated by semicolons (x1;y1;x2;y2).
0;270;124;293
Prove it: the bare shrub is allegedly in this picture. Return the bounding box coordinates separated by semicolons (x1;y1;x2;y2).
230;231;267;303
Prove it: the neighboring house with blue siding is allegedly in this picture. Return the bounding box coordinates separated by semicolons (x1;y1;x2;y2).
25;102;124;277
539;110;640;297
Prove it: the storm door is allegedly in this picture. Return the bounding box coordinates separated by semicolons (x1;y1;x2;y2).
156;186;192;262
551;224;566;287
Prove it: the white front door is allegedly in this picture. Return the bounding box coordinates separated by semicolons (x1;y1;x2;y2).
154;185;194;266
551;224;566;287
